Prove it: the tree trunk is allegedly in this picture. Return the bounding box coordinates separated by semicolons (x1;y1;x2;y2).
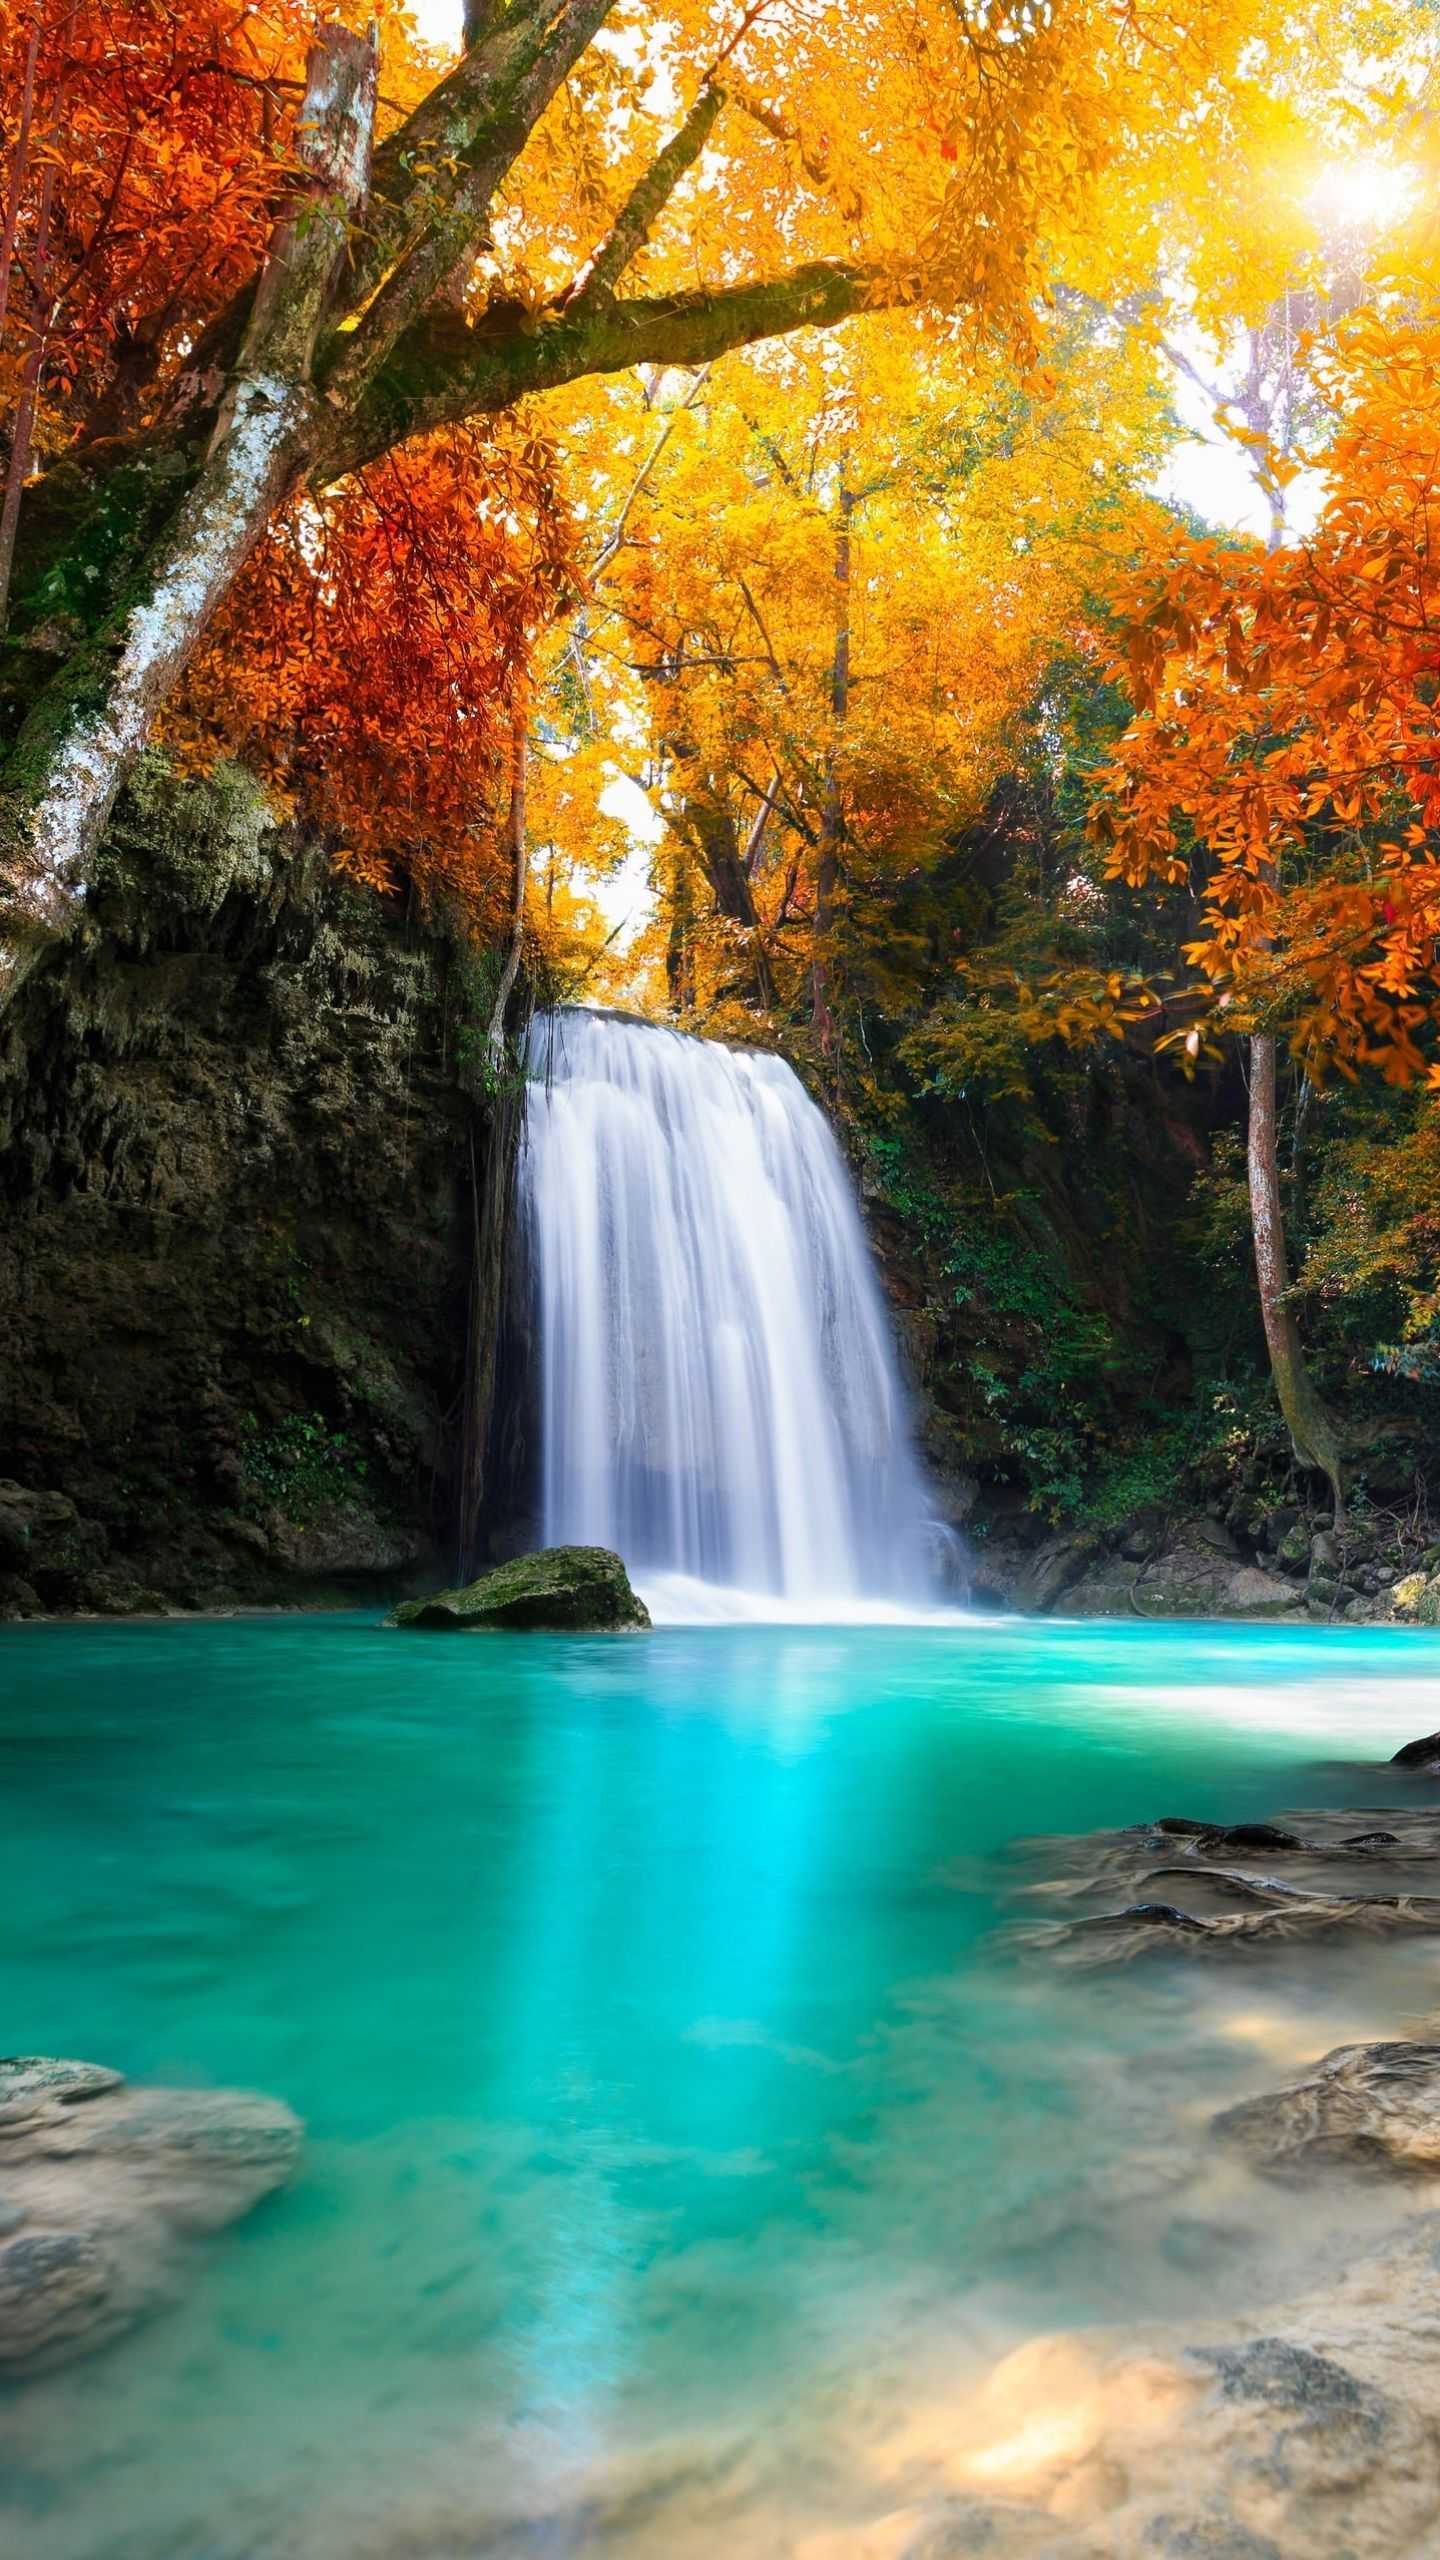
1240;491;1342;1522
683;793;773;1005
0;155;54;635
455;1062;530;1580
1248;1030;1345;1520
0;20;893;1009
0;23;378;1004
811;468;852;1057
0;4;41;353
486;719;528;1075
665;846;696;1012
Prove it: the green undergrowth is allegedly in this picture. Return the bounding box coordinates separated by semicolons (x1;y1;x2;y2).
239;1411;370;1521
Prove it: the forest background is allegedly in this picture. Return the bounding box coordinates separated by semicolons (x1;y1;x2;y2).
1;0;1438;1599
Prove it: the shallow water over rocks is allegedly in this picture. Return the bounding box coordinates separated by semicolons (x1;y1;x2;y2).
6;1610;1440;2556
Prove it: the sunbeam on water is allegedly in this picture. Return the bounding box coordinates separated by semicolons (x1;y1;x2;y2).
5;1610;1440;2557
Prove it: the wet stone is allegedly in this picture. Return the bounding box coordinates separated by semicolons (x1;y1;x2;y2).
0;2057;301;2374
1392;1732;1440;1772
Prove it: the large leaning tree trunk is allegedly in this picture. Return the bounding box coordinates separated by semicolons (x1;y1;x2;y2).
0;6;897;1005
0;27;380;992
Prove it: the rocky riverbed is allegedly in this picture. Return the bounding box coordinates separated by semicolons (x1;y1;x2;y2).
869;1745;1440;2559
336;1740;1440;2560
971;1506;1440;1626
0;2056;300;2374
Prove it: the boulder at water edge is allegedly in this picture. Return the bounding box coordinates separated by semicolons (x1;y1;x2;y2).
390;1544;651;1632
0;2056;302;2374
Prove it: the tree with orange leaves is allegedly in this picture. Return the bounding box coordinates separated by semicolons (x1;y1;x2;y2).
0;0;1372;1005
1095;310;1440;1513
1099;315;1440;1085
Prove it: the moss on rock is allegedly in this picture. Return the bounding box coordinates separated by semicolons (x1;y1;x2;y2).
391;1545;650;1632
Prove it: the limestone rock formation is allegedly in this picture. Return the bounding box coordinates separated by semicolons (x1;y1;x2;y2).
1392;1730;1440;1772
0;764;491;1615
871;2229;1440;2558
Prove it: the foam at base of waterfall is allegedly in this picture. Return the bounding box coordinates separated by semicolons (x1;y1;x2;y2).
636;1570;977;1627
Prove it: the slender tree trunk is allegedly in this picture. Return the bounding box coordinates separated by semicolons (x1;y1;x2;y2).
486;718;528;1073
1248;1031;1345;1520
0;153;54;634
456;1062;530;1580
811;466;852;1057
1243;508;1343;1520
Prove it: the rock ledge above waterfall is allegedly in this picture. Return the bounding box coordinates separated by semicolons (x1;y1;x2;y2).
390;1544;651;1632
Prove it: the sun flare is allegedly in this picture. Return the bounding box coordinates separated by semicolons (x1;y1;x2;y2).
1308;154;1418;232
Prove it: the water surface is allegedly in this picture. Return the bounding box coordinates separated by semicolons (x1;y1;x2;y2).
3;1611;1440;2557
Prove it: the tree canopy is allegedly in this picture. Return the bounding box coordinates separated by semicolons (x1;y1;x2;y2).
0;0;1400;988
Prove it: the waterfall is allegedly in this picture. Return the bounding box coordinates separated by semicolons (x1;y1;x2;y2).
520;1009;947;1617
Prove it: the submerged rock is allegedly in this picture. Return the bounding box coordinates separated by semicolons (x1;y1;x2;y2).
0;2055;301;2374
866;2224;1440;2558
1005;1806;1440;1968
1022;1886;1440;1969
1214;2041;1440;2179
1391;1730;1440;1772
390;1544;651;1633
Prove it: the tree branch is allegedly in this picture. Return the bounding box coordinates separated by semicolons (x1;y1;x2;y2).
330;258;888;474
566;84;726;310
726;80;864;226
592;366;710;578
346;0;616;328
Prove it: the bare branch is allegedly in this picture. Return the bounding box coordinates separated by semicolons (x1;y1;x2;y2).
592;367;710;579
567;84;726;310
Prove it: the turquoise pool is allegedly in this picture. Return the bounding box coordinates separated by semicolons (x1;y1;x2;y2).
3;1611;1439;2557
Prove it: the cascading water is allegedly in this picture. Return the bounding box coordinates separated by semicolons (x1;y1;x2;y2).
521;1008;949;1617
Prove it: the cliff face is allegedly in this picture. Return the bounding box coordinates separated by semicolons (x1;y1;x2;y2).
854;1049;1436;1625
0;761;488;1616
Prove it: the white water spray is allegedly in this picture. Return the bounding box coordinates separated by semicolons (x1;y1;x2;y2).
521;1010;948;1617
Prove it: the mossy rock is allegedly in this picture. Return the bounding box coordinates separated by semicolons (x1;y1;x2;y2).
1394;1571;1440;1626
390;1545;650;1633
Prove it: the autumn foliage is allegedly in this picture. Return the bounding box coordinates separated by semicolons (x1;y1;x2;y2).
0;0;1428;1039
0;0;569;935
173;421;576;927
1096;314;1440;1086
0;0;320;446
